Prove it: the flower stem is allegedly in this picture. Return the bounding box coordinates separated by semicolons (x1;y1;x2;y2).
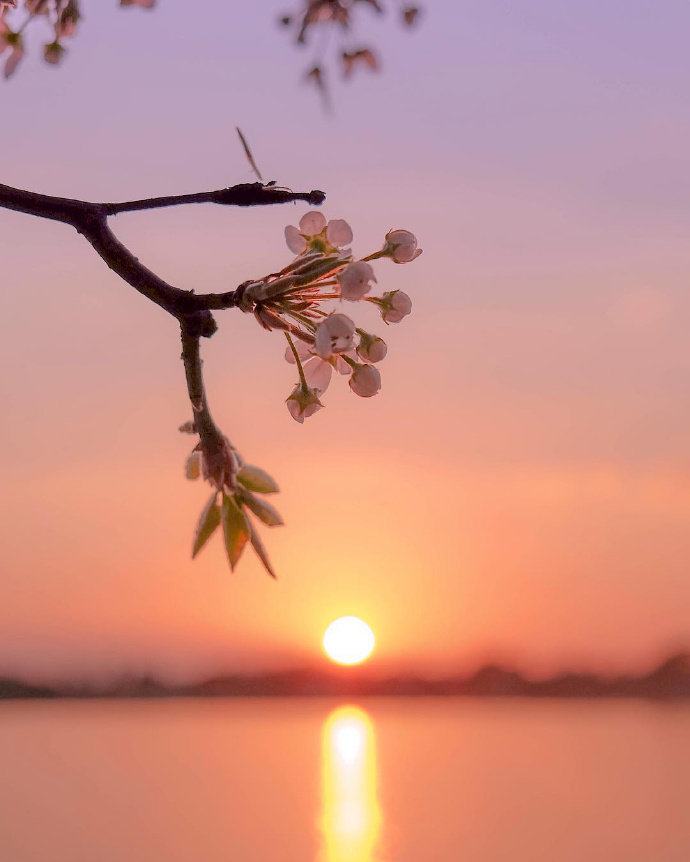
285;332;309;390
360;250;386;263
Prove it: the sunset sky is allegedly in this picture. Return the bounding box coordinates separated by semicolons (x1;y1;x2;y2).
1;0;689;683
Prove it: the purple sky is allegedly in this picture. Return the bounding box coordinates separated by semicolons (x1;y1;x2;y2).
1;0;689;683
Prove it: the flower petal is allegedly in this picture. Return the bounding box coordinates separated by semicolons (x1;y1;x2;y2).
326;218;353;247
4;44;23;78
285;225;307;255
284;340;311;364
334;352;355;375
303;357;333;393
299;211;327;236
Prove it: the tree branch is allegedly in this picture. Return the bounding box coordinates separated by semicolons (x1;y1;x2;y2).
102;183;326;215
180;325;233;488
0;180;326;332
78;216;218;336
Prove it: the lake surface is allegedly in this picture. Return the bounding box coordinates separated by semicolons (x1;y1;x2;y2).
0;698;688;861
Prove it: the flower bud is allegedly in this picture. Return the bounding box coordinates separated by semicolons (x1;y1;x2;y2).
254;306;289;332
349;363;381;398
356;332;387;363
383;229;422;264
286;384;324;423
379;290;412;324
43;40;65;65
339;261;376;301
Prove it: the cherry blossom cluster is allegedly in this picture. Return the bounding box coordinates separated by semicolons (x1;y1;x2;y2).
236;210;422;424
279;0;421;105
0;0;152;79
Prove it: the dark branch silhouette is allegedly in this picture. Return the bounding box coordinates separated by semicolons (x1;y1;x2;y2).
0;181;324;329
0;177;328;575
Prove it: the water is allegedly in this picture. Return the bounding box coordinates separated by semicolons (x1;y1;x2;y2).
0;698;688;862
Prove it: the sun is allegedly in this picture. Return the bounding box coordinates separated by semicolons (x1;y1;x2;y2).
323;616;376;666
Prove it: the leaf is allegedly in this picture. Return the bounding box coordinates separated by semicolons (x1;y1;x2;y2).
239;490;284;527
192;493;221;558
221;493;250;571
237;464;279;494
248;519;277;580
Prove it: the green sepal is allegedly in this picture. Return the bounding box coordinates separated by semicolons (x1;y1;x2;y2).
192;492;221;558
239;489;284;527
221;493;250;571
237;464;280;494
248;519;277;580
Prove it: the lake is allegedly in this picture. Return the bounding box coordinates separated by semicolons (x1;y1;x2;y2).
0;698;688;861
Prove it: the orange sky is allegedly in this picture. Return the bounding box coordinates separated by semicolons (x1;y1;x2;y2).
1;1;689;683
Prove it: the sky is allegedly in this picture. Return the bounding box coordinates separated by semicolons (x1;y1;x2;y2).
1;0;689;683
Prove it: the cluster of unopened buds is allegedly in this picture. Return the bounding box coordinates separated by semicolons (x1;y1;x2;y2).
236;210;422;423
0;0;152;79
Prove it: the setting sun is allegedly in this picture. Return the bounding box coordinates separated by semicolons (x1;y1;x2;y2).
323;617;376;666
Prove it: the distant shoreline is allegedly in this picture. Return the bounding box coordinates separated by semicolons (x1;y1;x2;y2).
2;652;688;701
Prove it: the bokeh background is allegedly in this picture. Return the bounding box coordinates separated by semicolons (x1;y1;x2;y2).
1;0;689;684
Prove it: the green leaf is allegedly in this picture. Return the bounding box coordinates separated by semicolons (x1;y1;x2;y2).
192;493;221;558
248;519;277;580
239;489;284;527
221;493;250;571
237;464;279;494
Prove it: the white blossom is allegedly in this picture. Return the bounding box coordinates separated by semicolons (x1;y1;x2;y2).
349;363;381;398
339;260;376;301
314;312;356;359
383;229;423;264
285;211;353;256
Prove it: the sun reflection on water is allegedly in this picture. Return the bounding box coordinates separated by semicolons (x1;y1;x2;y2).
319;705;383;862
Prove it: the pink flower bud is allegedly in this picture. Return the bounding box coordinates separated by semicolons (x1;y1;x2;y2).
339;261;377;301
356;332;387;363
380;290;412;324
286;384;324;423
349;363;381;398
383;229;423;264
43;40;65;65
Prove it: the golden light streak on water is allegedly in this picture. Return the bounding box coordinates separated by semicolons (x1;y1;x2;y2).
319;705;383;862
